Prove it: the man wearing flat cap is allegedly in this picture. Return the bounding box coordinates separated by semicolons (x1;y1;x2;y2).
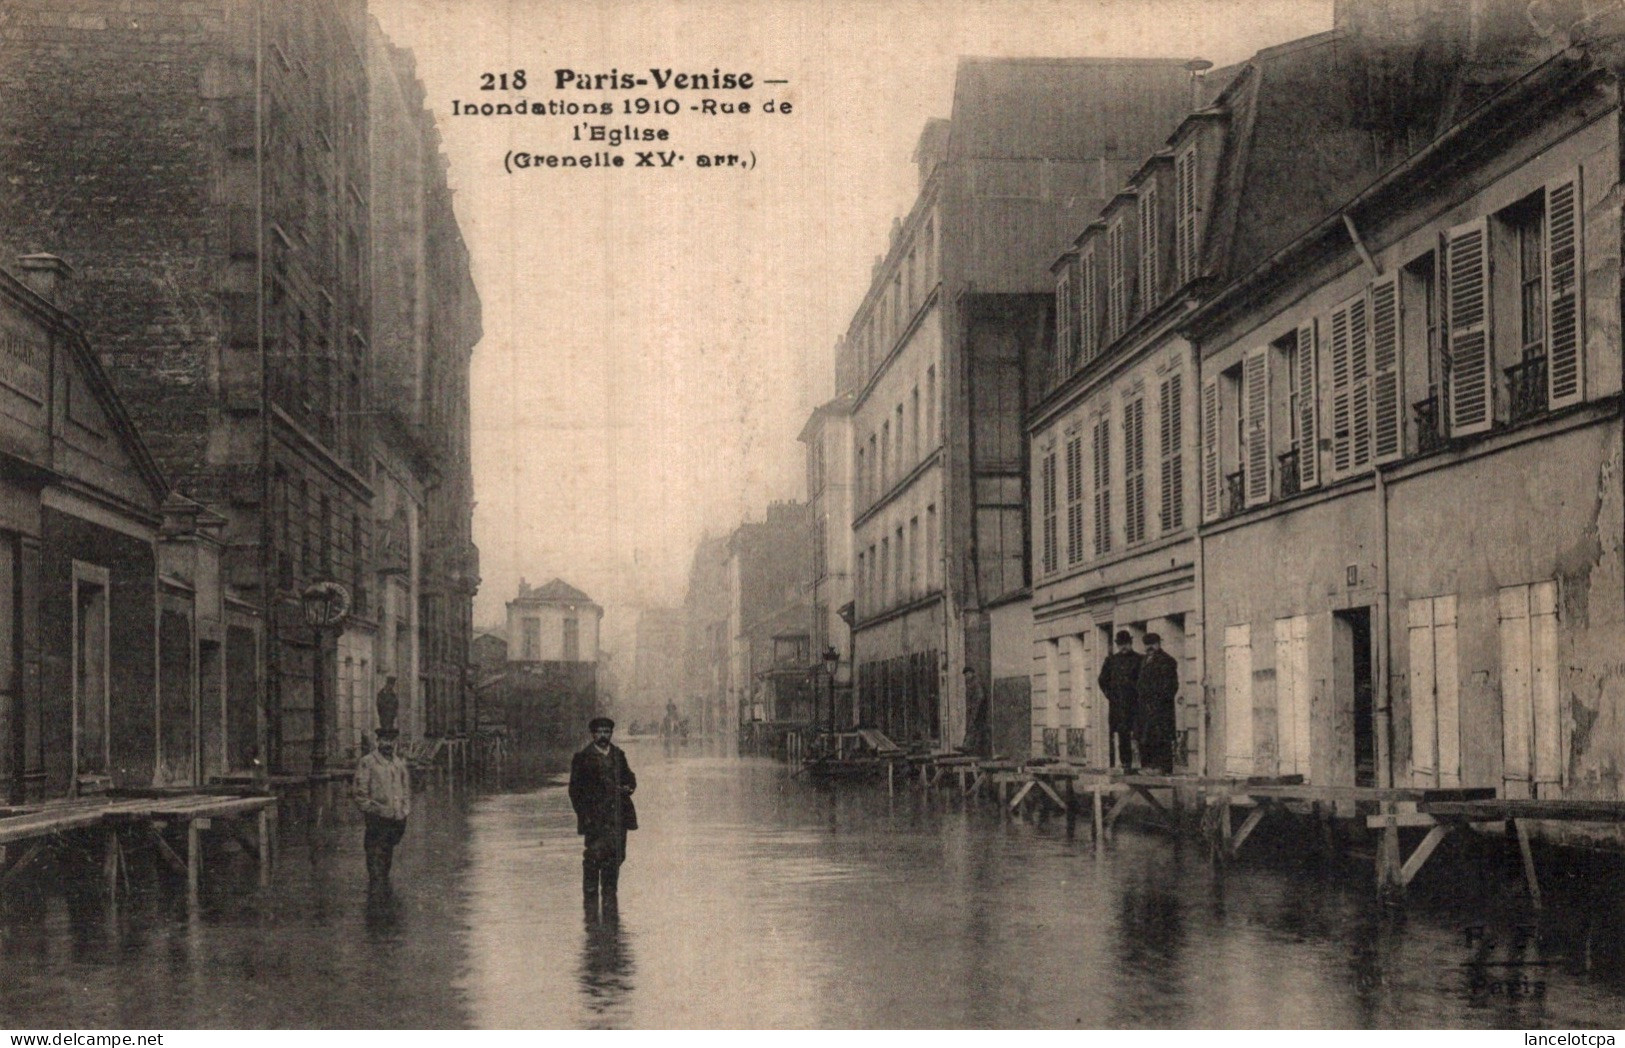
568;716;638;913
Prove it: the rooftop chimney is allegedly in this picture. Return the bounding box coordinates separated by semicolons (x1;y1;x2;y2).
16;254;72;306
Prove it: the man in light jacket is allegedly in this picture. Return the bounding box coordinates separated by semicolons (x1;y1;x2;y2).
354;727;412;894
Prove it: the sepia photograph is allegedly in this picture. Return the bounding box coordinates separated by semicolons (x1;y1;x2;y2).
0;0;1624;1031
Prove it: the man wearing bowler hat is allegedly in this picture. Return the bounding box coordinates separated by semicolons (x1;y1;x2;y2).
569;716;638;913
354;727;411;894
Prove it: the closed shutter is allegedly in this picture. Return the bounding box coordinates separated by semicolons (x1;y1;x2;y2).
1349;291;1372;468
1200;377;1220;521
1369;275;1403;462
1499;584;1532;798
1446;218;1493;435
1065;434;1084;565
1175;145;1198;287
1243;347;1269;506
1079;248;1098;363
1289;615;1311;780
1139;184;1159;311
1329;302;1353;475
1124;398;1146;544
1224;624;1253;777
1546;174;1583;409
1092;417;1112;555
1159;374;1183;532
1531;580;1560;788
1106;219;1126;342
1407;596;1462;787
1296;321;1319;489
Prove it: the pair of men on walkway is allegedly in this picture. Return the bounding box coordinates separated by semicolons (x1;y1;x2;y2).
1096;631;1179;773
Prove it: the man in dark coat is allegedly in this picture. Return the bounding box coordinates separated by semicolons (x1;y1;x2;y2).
1097;630;1143;770
568;716;638;914
1136;632;1180;774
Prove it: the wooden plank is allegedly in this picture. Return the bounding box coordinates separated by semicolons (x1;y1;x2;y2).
1399;824;1452;886
1229;804;1268;857
1422;800;1625;822
1008;781;1038;813
1514;819;1542;911
1365;812;1444;829
0;841;47;889
186;820;201;898
1243;784;1496;803
1033;779;1069;813
1092;786;1105;843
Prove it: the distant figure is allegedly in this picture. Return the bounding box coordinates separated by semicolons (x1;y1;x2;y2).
1136;633;1180;774
354;727;411;894
1097;631;1143;771
376;676;399;735
568;717;638;914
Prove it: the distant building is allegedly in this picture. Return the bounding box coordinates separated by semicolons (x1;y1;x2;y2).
725;503;814;748
488;578;602;778
632;608;687;722
840;58;1196;752
798;392;855;724
681;535;731;735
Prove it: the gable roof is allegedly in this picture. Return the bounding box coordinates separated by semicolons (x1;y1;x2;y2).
512;576;598;607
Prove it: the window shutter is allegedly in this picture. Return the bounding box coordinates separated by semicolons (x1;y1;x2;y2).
1175;145;1198;288
1296;321;1319;489
1546;174;1583;409
1498;584;1532;796
1223;623;1253;777
1078;248;1097;363
1065;435;1084;565
1369;275;1403;462
1531;580;1560;787
1349;291;1372;468
1125;398;1146;544
1092;416;1112;555
1200;377;1219;521
1446;217;1493;435
1139;184;1159;312
1055;270;1073;378
1159;374;1183;532
1243;347;1269;506
1107;219;1127;342
1329;303;1352;475
1408;597;1437;784
1434;595;1460;788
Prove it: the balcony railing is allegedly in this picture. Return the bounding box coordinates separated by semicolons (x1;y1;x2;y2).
1277;448;1301;499
1223;470;1245;518
1065;727;1088;762
1413;392;1444;453
1041;728;1061;758
1506;354;1548;424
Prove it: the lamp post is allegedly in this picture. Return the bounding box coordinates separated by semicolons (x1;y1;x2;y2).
300;580;351;776
822;645;839;738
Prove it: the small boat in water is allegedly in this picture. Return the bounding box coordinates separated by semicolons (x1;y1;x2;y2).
802;728;908;782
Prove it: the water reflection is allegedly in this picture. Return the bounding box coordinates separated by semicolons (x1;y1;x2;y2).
578;912;635;1026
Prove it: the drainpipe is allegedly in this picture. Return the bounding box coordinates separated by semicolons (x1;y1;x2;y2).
1375;464;1393;789
254;0;272;784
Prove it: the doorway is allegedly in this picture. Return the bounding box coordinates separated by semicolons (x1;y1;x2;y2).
1333;607;1375;787
72;562;111;786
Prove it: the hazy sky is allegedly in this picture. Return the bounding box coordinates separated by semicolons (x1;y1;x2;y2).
367;0;1333;643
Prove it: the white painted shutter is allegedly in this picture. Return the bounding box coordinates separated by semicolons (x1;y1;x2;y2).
1290;616;1311;781
1446;218;1493;435
1531;580;1560;788
1200;377;1220;521
1092;416;1112;555
1408;597;1437;786
1546;174;1583;409
1224;624;1254;777
1055;269;1073;375
1275;619;1297;777
1435;596;1460;788
1296;321;1319;489
1329;303;1353;475
1159;373;1183;532
1349;291;1372;468
1243;347;1270;506
1139;184;1159;311
1369;275;1403;462
1499;585;1532;797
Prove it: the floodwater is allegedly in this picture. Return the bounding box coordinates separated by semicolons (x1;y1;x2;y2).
3;740;1625;1029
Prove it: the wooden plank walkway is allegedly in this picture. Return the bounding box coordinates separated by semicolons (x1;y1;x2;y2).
0;792;277;898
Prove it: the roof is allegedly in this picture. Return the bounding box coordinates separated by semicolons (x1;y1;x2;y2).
946;56;1193;163
511;576;598;607
797;391;856;442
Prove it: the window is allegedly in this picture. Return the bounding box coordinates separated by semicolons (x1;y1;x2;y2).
563;616;580;661
909;517;919;595
522;617;541;660
1158;374;1183;531
911;386;920;461
1123;397;1146;544
1091;416;1111;555
925;505;937;589
894;525;904;601
1407;595;1459;787
895;404;905;470
1040;447;1058;574
880;421;890;487
1065;433;1085;564
868;544;877;609
856;445;867;505
893;273;904;334
1106;216;1129;343
1055;265;1074;378
856;552;866;617
1498;581;1559;799
879;538;890;608
926;366;937;444
1175;144;1199;287
922;216;935;286
907;248;917;309
868;434;878;497
1138;183;1160;313
1078;247;1098;365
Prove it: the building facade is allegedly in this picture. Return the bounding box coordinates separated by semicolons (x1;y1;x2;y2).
0;1;480;774
844;59;1195;751
798;392;855;723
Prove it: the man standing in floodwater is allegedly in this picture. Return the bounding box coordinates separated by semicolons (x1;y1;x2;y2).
354;727;411;894
569;717;638;915
1097;630;1143;771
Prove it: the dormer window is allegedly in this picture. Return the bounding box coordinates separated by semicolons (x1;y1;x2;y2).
1175;143;1199;287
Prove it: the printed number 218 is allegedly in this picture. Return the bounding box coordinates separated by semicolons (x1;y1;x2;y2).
481;71;526;90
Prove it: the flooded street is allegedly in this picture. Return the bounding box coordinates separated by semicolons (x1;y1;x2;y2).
4;741;1625;1029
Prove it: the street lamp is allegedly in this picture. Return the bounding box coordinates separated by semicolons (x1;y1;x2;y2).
822;645;839;738
300;580;351;775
